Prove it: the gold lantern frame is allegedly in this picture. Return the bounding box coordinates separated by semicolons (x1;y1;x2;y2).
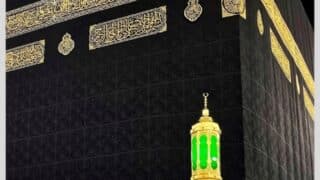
190;93;222;180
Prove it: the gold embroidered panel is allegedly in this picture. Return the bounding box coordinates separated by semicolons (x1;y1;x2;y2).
270;29;291;83
6;0;136;39
6;40;45;72
296;75;301;95
257;10;264;35
303;86;314;120
261;0;314;97
89;6;167;50
221;0;246;19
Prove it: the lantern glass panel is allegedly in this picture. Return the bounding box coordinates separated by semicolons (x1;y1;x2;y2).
192;137;197;170
199;135;208;169
210;135;219;169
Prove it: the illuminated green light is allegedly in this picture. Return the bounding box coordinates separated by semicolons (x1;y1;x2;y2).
192;137;197;170
210;135;219;169
199;135;208;169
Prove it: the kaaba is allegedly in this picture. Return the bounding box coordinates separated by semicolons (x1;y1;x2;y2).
5;0;314;179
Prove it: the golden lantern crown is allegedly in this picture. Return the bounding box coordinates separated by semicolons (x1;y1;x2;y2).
190;93;222;180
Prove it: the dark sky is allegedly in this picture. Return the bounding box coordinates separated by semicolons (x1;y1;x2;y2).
301;0;314;27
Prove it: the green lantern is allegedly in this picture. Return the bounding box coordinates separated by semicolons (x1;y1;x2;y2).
190;93;222;180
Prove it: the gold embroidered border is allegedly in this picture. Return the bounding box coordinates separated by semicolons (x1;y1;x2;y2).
270;29;291;83
89;6;167;50
6;0;136;39
303;86;314;119
261;0;314;97
6;40;45;72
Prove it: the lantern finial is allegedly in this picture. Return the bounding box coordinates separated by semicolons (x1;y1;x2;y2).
202;92;210;116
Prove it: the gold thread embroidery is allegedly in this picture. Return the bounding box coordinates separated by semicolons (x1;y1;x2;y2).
184;0;203;22
6;40;45;72
58;33;75;56
261;0;314;97
296;75;301;95
303;86;314;119
270;29;291;83
221;0;246;19
6;0;137;39
89;6;167;50
257;10;264;35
